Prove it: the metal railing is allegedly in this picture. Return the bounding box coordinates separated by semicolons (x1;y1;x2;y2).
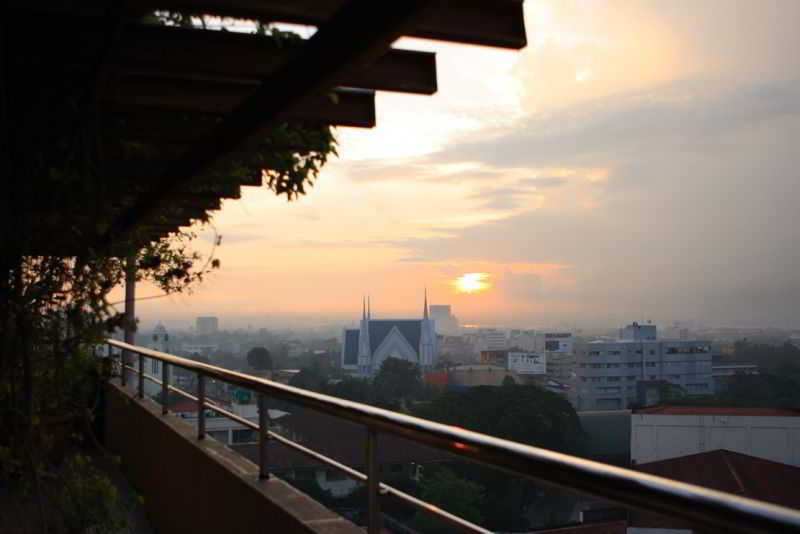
108;339;800;534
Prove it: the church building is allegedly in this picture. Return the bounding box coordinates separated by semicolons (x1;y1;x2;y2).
341;294;438;376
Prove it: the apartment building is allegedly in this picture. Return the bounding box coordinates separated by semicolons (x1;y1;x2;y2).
575;322;714;411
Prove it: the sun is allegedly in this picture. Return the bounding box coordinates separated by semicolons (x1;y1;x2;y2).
454;273;491;294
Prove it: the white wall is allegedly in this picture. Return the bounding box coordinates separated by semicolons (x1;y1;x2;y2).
631;413;800;466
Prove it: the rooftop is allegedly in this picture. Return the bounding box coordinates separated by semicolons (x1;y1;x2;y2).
634;405;800;417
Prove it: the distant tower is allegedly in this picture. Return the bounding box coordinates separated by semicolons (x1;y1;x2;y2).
151;322;170;353
358;296;371;374
419;289;437;369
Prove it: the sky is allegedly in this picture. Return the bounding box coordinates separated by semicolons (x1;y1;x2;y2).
131;1;800;330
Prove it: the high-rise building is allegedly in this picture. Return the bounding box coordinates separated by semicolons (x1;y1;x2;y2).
428;304;459;335
196;316;219;335
575;322;714;411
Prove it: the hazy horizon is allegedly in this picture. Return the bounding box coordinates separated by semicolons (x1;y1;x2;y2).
119;1;800;331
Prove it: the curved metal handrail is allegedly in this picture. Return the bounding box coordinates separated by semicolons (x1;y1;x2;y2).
108;339;800;533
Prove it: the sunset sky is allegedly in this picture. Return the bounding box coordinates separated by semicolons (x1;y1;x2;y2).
132;1;800;330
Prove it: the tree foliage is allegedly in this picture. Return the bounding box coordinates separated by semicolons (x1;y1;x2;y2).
246;346;272;371
372;357;422;409
414;385;586;453
411;468;485;533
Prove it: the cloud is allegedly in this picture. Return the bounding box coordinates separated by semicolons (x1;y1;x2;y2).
432;79;800;171
518;177;568;188
395;78;800;326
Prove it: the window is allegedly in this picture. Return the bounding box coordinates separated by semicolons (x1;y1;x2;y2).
628;362;641;368
589;350;601;356
607;376;621;382
627;376;637;381
634;350;643;355
232;429;257;444
649;350;656;355
208;430;229;443
607;363;620;368
646;362;656;367
609;350;622;355
579;363;586;368
649;375;657;380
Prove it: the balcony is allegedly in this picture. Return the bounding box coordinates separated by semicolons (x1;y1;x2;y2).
100;340;800;533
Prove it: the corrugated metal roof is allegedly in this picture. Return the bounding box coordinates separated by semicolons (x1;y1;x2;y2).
635;406;800;416
635;450;800;515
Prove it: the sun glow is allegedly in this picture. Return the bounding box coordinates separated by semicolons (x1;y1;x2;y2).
454;273;491;294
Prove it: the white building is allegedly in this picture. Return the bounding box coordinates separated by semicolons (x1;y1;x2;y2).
195;316;219;335
631;406;800;467
428;304;459;335
470;328;507;352
172;397;289;446
508;329;537;352
341;294;438;376
575;322;714;411
507;352;546;375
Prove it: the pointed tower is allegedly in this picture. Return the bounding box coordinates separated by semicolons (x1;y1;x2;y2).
358;296;371;375
419;289;437;369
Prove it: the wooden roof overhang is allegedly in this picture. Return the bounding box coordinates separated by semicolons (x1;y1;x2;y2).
3;1;526;257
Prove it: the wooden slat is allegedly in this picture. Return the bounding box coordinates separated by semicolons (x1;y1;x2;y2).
101;0;431;248
105;110;334;148
116;24;437;95
122;0;527;49
104;79;375;128
9;15;437;95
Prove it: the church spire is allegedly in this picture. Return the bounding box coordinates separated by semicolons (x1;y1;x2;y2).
367;295;371;320
423;287;429;319
362;295;366;320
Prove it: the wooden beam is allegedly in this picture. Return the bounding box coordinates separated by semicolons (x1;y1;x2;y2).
101;0;432;248
9;14;436;95
105;110;334;148
122;0;527;49
117;24;437;95
104;80;375;128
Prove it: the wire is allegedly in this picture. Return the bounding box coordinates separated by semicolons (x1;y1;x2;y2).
108;223;221;308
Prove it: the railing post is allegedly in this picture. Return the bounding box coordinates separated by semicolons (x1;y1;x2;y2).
118;348;126;386
138;353;144;398
197;374;205;439
366;428;381;534
162;362;170;415
258;393;269;480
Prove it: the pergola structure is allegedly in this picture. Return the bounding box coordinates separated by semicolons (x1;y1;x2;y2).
2;1;526;257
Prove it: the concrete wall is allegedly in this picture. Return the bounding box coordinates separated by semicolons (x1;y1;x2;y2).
105;382;360;534
631;413;800;466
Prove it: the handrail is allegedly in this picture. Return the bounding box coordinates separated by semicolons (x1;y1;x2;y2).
123;364;490;533
108;339;800;533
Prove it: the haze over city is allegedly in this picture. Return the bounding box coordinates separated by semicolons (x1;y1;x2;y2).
124;0;799;331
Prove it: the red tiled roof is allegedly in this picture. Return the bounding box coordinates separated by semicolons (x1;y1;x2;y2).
634;405;800;417
631;449;800;529
636;449;800;510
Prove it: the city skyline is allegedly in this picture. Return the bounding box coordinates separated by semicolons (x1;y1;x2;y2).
120;0;800;329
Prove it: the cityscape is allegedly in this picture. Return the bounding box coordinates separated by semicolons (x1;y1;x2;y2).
2;1;800;534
